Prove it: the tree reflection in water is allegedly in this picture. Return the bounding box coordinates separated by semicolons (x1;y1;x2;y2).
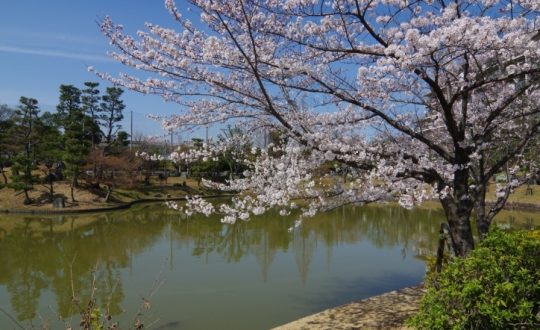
0;203;537;326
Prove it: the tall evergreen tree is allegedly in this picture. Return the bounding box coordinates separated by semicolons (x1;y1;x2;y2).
57;85;90;202
100;87;125;145
36;112;63;200
0;103;13;121
56;85;81;127
10;97;40;204
81;82;102;148
0;104;15;186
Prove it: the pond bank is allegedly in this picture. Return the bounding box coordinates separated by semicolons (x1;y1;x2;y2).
3;197;540;216
488;201;540;212
273;285;425;330
0;194;233;215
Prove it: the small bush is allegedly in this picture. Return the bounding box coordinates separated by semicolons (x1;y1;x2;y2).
408;229;540;330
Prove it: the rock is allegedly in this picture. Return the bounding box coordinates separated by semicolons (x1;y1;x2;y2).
53;197;65;209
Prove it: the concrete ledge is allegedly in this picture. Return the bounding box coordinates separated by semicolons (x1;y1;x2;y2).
487;201;540;212
273;285;425;330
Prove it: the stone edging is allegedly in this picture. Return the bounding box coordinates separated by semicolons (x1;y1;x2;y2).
487;201;540;212
0;194;235;215
2;198;538;216
272;285;425;330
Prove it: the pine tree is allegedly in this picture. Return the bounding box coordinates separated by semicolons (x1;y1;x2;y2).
81;82;102;148
57;85;90;202
100;87;125;145
36;112;63;200
0;104;15;186
10;97;40;204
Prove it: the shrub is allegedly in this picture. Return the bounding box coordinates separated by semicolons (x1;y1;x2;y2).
408;229;540;330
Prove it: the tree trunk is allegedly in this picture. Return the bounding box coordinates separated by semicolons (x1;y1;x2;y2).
440;198;475;256
475;184;490;240
95;165;103;189
435;222;450;273
49;176;54;200
70;177;76;202
73;174;79;188
106;122;113;145
104;185;112;203
0;167;7;184
439;168;475;257
92;162;99;188
23;189;31;205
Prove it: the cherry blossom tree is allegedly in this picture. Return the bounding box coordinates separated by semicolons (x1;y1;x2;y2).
96;0;540;256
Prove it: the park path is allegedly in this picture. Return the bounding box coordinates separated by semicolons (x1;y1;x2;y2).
273;285;424;330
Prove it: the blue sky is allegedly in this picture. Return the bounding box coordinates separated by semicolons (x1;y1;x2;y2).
0;0;210;141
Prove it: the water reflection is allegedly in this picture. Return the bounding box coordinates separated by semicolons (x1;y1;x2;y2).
0;203;537;328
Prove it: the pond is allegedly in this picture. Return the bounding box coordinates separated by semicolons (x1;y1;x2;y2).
0;203;538;329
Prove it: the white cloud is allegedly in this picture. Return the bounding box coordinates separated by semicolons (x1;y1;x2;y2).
0;31;104;46
0;44;114;63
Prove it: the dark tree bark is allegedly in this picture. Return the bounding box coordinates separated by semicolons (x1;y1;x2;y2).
23;189;31;205
475;184;489;239
48;176;54;200
440;199;475;257
439;168;476;257
104;184;112;203
70;177;77;202
0;167;7;185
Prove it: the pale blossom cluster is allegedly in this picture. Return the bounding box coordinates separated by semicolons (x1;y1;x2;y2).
96;0;540;242
166;195;215;217
135;151;165;161
169;130;251;166
169;143;216;164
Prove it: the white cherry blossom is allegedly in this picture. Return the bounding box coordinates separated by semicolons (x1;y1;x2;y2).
98;0;540;256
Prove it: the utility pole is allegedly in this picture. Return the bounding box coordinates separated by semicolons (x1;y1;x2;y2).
130;110;133;150
82;119;85;147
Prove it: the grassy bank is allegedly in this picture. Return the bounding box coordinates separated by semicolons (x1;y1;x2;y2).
0;175;218;212
1;170;539;213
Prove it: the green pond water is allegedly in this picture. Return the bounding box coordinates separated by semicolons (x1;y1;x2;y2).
0;203;538;330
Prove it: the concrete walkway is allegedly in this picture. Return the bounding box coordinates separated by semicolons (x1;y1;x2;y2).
273;285;425;330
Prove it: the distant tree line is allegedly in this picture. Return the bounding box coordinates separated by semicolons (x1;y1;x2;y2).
0;82;128;204
0;83;258;206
